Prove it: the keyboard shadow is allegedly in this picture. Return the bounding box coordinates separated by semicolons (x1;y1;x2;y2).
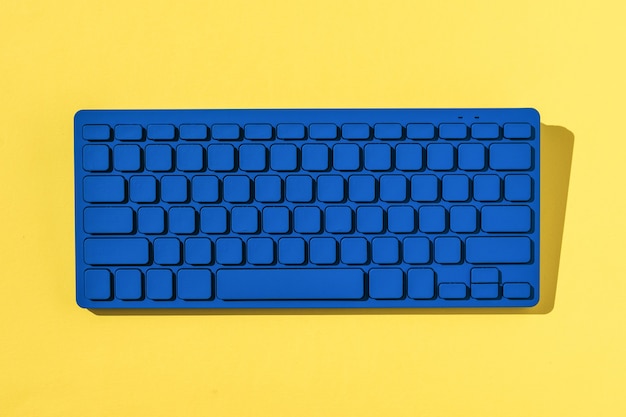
90;123;573;316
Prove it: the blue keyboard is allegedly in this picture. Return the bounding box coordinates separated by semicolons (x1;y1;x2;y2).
74;109;540;309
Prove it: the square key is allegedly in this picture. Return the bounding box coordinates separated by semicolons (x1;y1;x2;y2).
192;175;220;203
407;268;435;299
223;176;251;203
138;207;165;234
200;207;228;234
84;269;112;300
419;206;447;233
369;269;404;299
130;175;157;203
505;174;532;202
325;206;353;233
154;238;181;265
434;237;462;264
247;238;275;265
271;144;298;171
372;237;399;264
255;175;282;203
239;144;267;171
309;237;338;265
411;175;439;202
216;238;244;265
185;238;213;265
161;176;188;203
333;144;361;171
387;206;415;233
341;237;368;265
178;269;213;300
427;143;455;171
146;269;174;300
115;269;143;300
263;206;291;234
317;175;345;202
380;175;407;202
403;237;431;264
449;206;477;233
364;144;392;171
286;175;313;202
442;175;470;202
294;206;321;234
356;206;384;233
278;237;306;265
231;207;259;234
208;144;235;172
458;144;485;171
145;145;173;172
169;207;197;234
473;175;501;202
177;144;205;171
349;175;376;203
114;145;142;172
302;144;329;171
395;144;423;171
83;145;110;172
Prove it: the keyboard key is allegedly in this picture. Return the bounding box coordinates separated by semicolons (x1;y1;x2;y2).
178;269;213;300
473;175;501;202
223;176;251;203
349;175;376;203
372;237;399;264
115;124;143;141
309;238;338;265
403;237;431;264
380;175;407;202
294;206;321;234
208;144;235;172
216;237;244;265
301;144;329;171
145;145;173;172
153;238;181;265
263;207;291;234
217;269;364;300
309;123;338;140
271;144;298;171
503;282;532;299
277;123;305;140
247;238;275;265
427;143;455;170
147;124;175;140
130;175;157;203
114;145;142;172
471;123;500;139
115;269;143;300
333;144;361;171
369;269;404;299
169;207;196;234
465;237;531;264
374;123;402;139
245;124;273;140
255;175;283;203
176;144;205;171
212;124;241;140
504;175;532;202
84;238;149;265
356;206;384;233
407;268;435;299
325;206;353;233
83;176;126;203
439;123;467;139
470;268;500;284
481;206;532;233
317;175;345;202
179;124;208;140
84;207;134;234
419;206;447;233
434;237;462;264
138;207;165;234
395;144;423;171
471;283;500;299
411;174;439;202
82;145;110;172
83;124;111;141
146;269;174;300
278;237;306;265
239;144;267;171
341;237;368;265
342;123;370;140
503;123;532;139
231;207;259;234
489;143;532;170
286;175;313;203
442;174;470;202
387;206;415;233
458;144;485;170
192;175;220;203
364;144;392;171
185;238;213;265
84;269;112;300
449;205;477;233
200;207;228;234
161;176;188;203
438;283;467;299
406;123;435;140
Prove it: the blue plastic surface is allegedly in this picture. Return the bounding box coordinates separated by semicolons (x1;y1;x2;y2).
75;109;540;308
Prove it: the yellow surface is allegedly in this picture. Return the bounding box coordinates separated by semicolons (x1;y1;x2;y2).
1;0;625;415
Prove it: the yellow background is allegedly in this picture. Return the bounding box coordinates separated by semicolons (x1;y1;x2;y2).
1;0;625;416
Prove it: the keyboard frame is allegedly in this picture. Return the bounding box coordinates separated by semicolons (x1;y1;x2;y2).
75;108;540;309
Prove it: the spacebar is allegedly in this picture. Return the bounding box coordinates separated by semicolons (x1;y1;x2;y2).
217;269;365;300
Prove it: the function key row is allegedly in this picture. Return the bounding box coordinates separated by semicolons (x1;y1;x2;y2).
83;122;534;141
